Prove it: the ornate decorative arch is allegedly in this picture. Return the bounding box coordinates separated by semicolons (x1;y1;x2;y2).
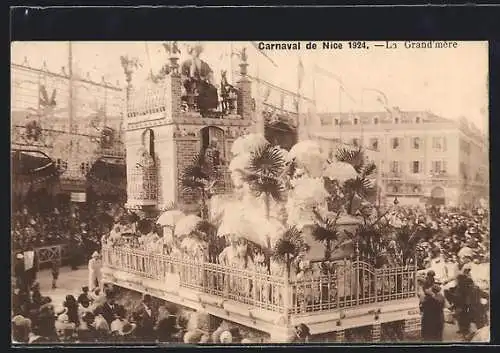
128;129;158;206
200;125;226;162
430;186;445;199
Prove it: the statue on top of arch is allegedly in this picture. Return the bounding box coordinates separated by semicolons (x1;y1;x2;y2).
180;43;219;117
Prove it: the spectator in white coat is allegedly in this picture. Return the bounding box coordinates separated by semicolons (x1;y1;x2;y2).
88;252;103;292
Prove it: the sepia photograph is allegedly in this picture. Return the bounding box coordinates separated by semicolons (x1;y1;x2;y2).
11;40;489;344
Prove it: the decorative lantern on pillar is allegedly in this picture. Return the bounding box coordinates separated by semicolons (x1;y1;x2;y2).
239;47;248;76
164;41;181;74
120;55;140;100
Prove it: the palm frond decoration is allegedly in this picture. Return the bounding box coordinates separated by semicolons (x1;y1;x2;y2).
311;209;341;260
272;226;309;273
246;143;285;178
285;158;298;178
137;218;153;235
181;152;218;220
181;153;211;191
335;146;364;173
395;224;430;265
360;161;377;179
244;174;286;202
241;142;286;219
191;219;218;243
334;146;377;214
348;223;389;267
395;225;415;265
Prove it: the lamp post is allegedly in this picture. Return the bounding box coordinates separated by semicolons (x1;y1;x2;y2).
120;56;140;102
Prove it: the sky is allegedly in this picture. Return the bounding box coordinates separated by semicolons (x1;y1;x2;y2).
11;41;488;132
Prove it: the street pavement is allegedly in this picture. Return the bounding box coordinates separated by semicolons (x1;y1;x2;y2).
35;266;89;312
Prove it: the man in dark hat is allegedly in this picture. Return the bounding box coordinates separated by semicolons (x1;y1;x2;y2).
424;270;436;289
293;323;311;343
132;293;158;342
420;284;446;341
78;286;92;309
155;311;181;343
94;289;119;327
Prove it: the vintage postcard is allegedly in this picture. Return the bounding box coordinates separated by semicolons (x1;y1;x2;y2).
11;40;489;344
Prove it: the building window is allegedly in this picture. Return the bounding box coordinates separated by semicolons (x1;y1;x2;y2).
370;138;379;151
393;185;399;193
334;118;339;126
201;126;225;164
460;162;468;180
432;160;447;174
392;137;400;149
394;117;399;124
353;118;359;125
415;116;421;123
352;138;360;147
373;117;379;124
432;137;447;151
412;161;420;174
412;137;421;149
390;161;400;174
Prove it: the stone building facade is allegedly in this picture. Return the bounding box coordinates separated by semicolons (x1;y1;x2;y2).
123;59;257;212
312;109;489;207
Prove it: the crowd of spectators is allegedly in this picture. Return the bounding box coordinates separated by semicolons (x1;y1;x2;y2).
413;205;490;342
12;199;122;263
12;278;298;344
11;194;489;343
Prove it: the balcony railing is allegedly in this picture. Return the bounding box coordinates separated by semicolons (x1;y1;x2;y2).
102;246;417;316
11;244;70;271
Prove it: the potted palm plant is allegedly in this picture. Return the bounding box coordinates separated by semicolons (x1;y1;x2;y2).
334;146;377;216
272;226;309;278
241;142;286;221
181;152;219;220
310;209;341;261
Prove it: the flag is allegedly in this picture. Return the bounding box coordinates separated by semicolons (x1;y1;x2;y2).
363;88;389;108
251;42;278;67
340;85;357;104
297;56;305;91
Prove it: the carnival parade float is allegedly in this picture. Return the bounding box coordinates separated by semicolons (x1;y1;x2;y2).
100;43;423;343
